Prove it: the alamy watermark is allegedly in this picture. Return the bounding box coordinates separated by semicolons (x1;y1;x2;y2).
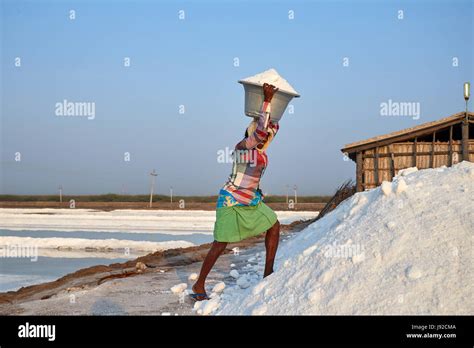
55;99;95;120
217;147;257;167
380;99;420;120
18;322;55;341
0;244;38;262
323;242;364;259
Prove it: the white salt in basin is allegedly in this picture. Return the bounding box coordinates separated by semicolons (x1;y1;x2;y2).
239;68;299;96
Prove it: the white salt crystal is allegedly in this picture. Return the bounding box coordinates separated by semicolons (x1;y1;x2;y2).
381;181;392;196
212;282;226;293
398;167;418;177
188;273;198;281
240;68;298;95
170;283;187;294
396;178;408;194
201;297;220;315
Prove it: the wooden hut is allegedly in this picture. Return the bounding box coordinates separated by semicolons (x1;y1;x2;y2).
341;111;474;191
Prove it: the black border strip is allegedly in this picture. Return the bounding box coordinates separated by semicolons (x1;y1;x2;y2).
0;315;472;346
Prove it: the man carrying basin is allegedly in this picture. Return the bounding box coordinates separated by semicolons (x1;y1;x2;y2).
191;68;300;301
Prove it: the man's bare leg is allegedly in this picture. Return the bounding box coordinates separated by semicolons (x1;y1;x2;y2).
192;241;228;300
264;220;280;278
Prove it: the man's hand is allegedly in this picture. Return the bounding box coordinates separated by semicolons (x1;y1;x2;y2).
263;83;279;103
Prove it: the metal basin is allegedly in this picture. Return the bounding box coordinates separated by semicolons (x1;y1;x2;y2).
238;81;300;122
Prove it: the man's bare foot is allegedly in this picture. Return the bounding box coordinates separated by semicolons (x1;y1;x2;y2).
191;284;208;301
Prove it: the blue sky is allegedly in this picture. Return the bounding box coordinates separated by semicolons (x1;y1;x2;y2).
1;0;473;195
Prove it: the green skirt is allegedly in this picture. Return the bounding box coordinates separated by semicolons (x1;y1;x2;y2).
213;202;278;242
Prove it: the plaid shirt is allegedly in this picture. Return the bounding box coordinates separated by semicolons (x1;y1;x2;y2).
222;101;279;205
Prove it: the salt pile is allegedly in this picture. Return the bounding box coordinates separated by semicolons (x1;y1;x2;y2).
207;162;473;315
239;68;299;96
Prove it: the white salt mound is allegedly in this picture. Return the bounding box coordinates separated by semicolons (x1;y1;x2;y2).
188;273;198;281
170;283;187;294
381;181;392;196
397;167;418;177
395;178;408;194
201;296;221;315
240;68;299;95
216;162;474;315
212;282;226;293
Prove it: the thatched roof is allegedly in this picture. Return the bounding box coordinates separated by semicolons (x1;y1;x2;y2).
341;111;473;154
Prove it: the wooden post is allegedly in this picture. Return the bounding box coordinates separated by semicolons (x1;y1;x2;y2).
412;137;417;167
390;153;395;179
356;151;363;192
430;131;436;168
374;147;379;186
387;145;394;179
448;126;453;167
462;117;469;161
